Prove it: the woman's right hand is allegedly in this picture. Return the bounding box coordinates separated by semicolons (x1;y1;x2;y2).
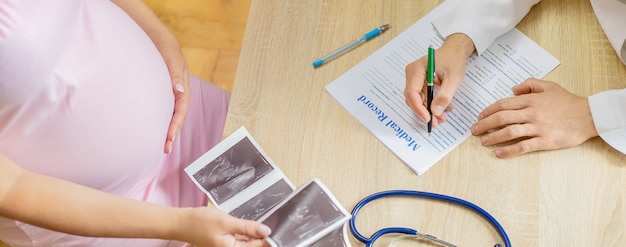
175;207;271;247
0;152;269;246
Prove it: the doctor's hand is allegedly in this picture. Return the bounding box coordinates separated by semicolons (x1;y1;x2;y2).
404;33;475;127
176;207;271;247
471;79;599;158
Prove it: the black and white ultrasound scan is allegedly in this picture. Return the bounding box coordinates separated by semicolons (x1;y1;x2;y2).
228;179;294;220
185;127;293;209
259;179;351;247
192;137;274;204
185;127;351;247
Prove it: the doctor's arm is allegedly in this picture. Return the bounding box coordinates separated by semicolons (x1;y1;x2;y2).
0;153;270;246
471;79;599;158
477;85;626;158
472;0;626;157
588;89;626;155
404;0;539;126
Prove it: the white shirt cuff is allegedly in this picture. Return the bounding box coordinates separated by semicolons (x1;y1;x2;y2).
588;89;626;154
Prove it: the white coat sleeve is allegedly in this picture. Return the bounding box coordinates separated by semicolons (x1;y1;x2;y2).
588;0;626;154
431;0;540;54
590;0;626;65
588;89;626;155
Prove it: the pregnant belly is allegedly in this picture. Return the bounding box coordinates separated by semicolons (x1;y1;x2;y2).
0;0;174;196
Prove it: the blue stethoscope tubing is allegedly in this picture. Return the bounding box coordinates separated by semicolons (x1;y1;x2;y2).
349;190;511;247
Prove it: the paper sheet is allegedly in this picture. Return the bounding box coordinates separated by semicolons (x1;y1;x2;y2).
325;0;560;175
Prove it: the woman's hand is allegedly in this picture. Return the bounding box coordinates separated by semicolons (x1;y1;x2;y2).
471;79;599;158
0;153;270;246
175;208;271;247
159;41;190;154
404;33;475;127
110;0;191;153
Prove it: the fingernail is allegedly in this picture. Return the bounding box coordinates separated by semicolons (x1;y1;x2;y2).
175;83;185;93
477;113;483;120
433;105;444;115
471;124;478;134
495;149;503;157
258;225;271;236
480;135;488;144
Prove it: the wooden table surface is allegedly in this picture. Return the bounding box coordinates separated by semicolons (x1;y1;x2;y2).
224;0;626;246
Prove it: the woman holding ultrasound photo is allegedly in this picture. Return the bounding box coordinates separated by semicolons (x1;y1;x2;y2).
0;0;271;246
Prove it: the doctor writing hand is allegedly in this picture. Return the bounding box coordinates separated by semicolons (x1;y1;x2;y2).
471;79;599;158
404;33;475;127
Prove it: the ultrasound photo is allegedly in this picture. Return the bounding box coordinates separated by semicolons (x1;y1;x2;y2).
260;180;350;247
229;179;294;220
309;226;350;247
186;128;349;247
192;137;274;205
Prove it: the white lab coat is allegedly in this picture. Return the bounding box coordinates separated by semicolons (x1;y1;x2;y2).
432;0;626;155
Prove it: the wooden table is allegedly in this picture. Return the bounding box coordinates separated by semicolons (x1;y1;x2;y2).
224;0;626;246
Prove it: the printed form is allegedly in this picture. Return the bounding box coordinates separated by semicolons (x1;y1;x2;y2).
325;0;560;175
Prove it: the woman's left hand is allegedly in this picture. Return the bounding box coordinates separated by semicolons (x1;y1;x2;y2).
160;43;190;154
110;0;192;153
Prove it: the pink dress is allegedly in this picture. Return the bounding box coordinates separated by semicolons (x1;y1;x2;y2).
0;0;229;246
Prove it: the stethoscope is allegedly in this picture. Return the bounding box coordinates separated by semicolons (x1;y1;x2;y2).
349;190;511;247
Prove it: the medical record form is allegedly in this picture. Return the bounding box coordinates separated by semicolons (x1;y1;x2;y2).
325;0;560;175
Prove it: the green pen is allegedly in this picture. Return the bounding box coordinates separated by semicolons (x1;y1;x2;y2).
427;45;435;136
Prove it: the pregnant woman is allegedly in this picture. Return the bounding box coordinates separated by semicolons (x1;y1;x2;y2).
0;0;270;246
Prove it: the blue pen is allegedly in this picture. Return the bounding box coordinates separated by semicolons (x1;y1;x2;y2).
313;24;391;68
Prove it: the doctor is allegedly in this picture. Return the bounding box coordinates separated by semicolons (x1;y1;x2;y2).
404;0;626;158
